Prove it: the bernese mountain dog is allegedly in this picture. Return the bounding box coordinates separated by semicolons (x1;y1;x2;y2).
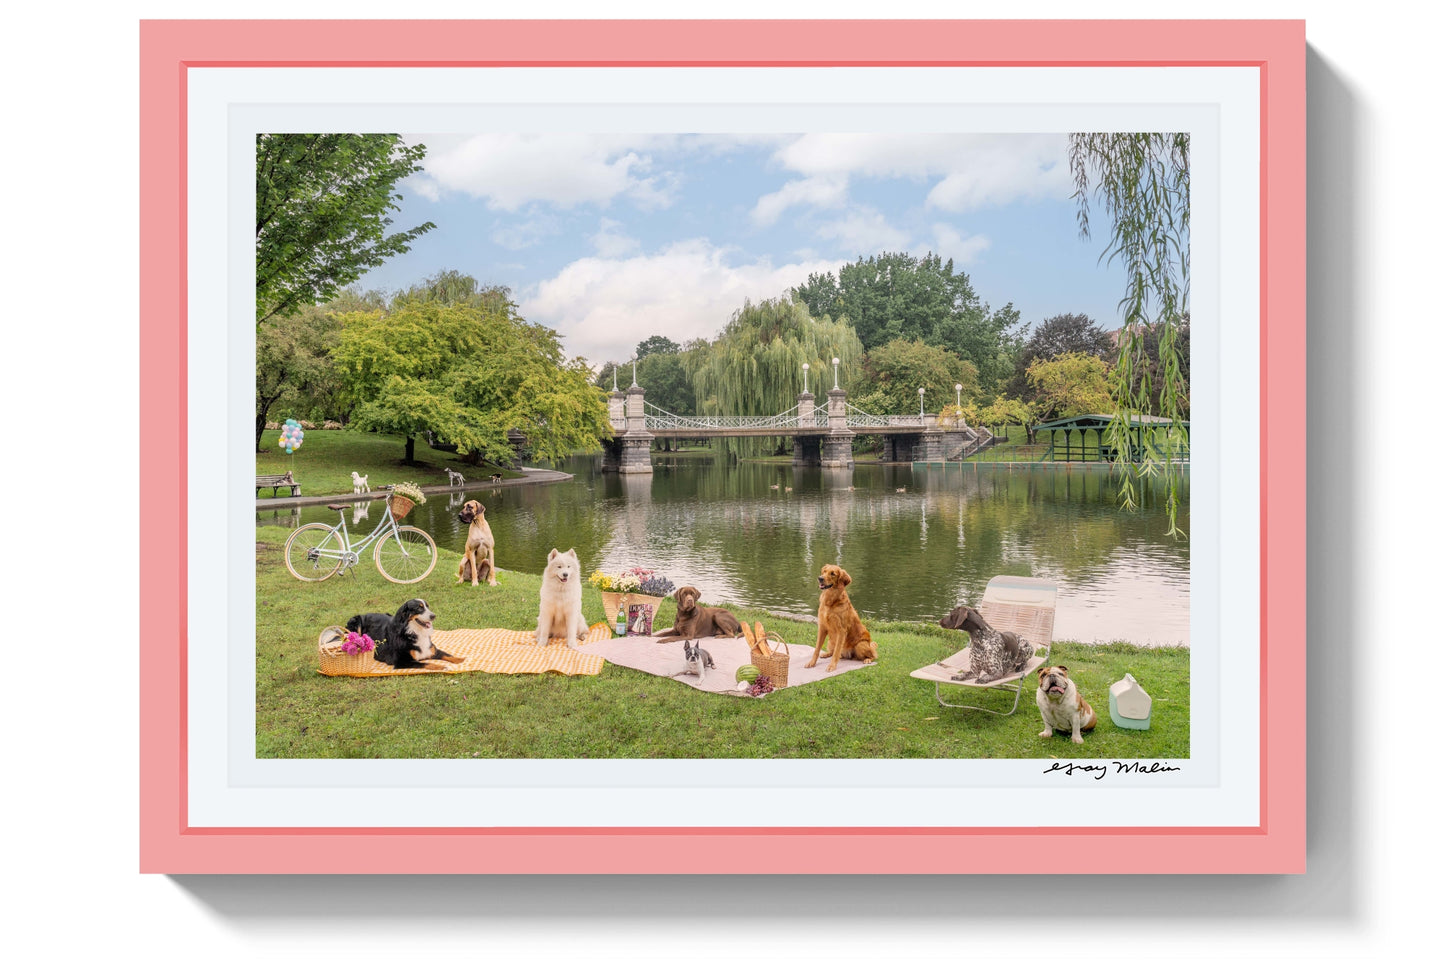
345;598;463;670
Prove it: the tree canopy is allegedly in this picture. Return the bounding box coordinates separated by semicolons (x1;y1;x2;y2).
686;296;864;457
1007;311;1116;392
256;134;436;324
331;297;610;465
255;304;341;451
792;250;1021;388
1025;352;1114;424
389;268;513;313
635;335;680;359
849;338;980;418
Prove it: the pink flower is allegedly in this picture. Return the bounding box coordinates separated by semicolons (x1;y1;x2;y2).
342;631;375;654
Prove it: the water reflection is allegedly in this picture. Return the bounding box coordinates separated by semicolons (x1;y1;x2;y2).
256;506;301;529
263;457;1190;644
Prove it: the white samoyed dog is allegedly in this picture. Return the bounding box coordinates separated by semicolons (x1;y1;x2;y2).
536;548;587;648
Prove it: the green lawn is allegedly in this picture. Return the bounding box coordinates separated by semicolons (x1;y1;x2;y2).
256;526;1189;759
255;428;524;498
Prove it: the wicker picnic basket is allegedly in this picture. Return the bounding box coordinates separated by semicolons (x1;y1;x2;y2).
317;626;377;676
751;633;790;688
600;591;667;625
388;494;416;520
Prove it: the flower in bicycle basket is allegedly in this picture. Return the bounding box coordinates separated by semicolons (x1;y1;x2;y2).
390;481;426;505
341;631;375;655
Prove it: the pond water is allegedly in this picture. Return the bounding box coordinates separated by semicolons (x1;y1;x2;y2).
258;455;1191;645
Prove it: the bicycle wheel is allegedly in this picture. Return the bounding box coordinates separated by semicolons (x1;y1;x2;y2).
284;523;345;582
373;525;438;584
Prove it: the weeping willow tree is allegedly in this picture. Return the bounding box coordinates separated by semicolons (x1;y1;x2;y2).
1069;133;1190;536
687;296;864;458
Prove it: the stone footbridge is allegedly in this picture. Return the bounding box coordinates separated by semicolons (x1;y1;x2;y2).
601;381;993;474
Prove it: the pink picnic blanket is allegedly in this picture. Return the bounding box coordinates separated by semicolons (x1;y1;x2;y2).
580;633;875;695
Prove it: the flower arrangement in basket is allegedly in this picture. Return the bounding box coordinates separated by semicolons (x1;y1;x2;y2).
388;481;427;520
589;567;676;628
317;626;377;676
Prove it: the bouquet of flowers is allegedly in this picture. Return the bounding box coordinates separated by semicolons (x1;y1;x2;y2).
340;631;375;655
590;567;674;597
638;573;675;597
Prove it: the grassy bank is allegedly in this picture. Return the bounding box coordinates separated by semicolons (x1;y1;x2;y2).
256;526;1189;760
255;429;524;498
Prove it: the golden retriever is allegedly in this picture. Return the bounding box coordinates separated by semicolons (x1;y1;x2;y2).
807;564;878;672
456;499;498;586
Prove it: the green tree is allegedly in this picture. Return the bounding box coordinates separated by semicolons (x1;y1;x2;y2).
255;304;340;451
332;299;610;465
849;339;980;418
635;335;680;359
390;268;513;313
687;296;864;457
792;251;1021;388
256;134;436;324
976;395;1038;442
1006;312;1116;398
1025;353;1114;424
1070;132;1190;532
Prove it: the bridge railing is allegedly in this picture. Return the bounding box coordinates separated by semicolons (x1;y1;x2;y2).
845;404;925;428
643;401;830;431
639;400;949;431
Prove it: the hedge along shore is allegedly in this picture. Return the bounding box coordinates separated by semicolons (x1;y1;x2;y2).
256;466;574;510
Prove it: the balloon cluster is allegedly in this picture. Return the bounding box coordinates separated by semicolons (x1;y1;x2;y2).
277;418;305;454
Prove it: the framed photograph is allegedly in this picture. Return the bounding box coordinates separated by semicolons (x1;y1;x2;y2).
140;19;1305;873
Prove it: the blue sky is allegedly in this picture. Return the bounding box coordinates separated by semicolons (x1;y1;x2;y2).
356;133;1128;365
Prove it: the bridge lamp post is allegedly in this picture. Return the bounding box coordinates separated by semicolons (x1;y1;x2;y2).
919;386;926;417
833;357;840;389
955;383;962;408
802;362;809;394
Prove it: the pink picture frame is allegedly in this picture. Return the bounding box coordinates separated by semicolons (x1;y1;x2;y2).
140;19;1305;873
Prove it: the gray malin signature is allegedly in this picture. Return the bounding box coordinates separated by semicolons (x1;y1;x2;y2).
1043;761;1183;781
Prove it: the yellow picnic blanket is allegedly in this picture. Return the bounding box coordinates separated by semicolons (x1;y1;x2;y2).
318;623;611;678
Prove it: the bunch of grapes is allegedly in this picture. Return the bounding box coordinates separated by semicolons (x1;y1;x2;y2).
746;676;775;697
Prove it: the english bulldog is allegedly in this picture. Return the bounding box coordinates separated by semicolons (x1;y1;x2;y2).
1036;665;1097;745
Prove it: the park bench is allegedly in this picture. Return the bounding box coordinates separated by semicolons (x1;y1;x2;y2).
256;472;301;497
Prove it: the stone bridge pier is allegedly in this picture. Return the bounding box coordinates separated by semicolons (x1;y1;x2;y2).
600;382;654;474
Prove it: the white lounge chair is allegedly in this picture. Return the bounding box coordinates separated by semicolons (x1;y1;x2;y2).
910;575;1057;715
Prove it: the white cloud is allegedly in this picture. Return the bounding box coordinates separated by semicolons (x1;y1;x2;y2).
764;133;1072;214
409;133;675;212
932;223;992;265
408;133;793;213
814;208;910;255
589;218;640;258
520;240;847;362
750;175;848;226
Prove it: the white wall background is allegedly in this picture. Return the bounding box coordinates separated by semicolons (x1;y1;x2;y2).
5;1;1435;959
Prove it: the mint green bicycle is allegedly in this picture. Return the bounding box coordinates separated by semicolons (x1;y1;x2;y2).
283;492;437;584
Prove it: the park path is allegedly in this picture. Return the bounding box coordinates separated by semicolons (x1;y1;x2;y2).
255;466;573;509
